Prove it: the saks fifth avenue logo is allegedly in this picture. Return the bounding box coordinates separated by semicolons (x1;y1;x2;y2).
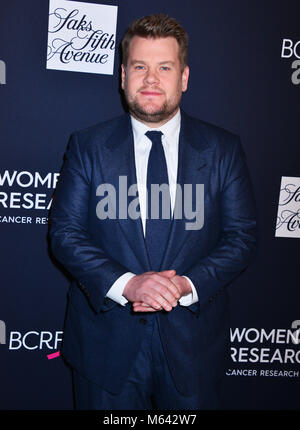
46;0;118;75
281;39;300;85
275;176;300;238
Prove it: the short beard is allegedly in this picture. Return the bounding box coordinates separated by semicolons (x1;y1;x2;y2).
127;97;180;125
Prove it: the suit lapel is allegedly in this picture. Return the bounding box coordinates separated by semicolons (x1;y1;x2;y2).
100;115;151;271
161;111;210;269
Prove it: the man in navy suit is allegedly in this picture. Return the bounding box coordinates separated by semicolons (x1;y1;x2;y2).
49;14;257;410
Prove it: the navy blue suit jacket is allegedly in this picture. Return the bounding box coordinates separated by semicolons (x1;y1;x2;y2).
49;111;257;395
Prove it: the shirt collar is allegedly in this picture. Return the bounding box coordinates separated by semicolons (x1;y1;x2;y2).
130;109;181;144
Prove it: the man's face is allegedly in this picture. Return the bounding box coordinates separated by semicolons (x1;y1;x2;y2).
121;36;189;127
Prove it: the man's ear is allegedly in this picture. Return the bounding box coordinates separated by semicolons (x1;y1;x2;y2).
181;65;189;92
121;64;126;90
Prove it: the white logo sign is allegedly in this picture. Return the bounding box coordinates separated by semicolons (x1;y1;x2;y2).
275;176;300;238
281;38;300;85
46;0;118;75
0;170;59;225
226;320;300;378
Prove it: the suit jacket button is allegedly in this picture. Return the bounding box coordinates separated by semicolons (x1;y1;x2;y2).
139;318;147;325
103;298;109;305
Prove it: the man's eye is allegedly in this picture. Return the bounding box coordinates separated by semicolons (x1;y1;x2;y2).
160;66;170;71
135;65;145;70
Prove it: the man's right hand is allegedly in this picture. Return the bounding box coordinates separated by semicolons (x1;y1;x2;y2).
122;270;180;312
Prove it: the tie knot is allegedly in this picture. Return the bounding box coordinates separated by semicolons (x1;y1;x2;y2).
145;130;163;145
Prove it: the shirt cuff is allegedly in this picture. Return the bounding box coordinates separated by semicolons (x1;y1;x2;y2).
105;272;136;306
179;276;199;307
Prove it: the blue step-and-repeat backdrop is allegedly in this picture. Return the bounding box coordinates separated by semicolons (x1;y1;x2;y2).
0;0;299;410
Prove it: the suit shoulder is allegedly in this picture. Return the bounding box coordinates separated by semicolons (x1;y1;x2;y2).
183;112;241;153
69;114;129;149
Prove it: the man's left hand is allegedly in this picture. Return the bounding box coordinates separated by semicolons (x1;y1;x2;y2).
132;274;192;312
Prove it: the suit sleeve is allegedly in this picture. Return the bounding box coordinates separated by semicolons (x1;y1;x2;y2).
184;137;257;311
49;133;128;314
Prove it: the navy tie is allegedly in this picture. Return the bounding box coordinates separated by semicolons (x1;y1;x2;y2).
145;130;172;271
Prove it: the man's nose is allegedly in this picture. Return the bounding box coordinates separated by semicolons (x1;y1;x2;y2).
144;68;159;85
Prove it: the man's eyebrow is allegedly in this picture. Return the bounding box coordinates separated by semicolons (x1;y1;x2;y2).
158;61;175;65
130;60;147;65
129;60;175;65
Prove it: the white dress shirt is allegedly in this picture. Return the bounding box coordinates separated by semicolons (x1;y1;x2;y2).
106;109;199;307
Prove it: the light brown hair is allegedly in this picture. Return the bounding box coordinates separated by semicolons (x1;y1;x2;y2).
121;13;188;70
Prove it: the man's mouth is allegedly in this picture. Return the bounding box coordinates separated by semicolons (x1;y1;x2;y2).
139;90;163;96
